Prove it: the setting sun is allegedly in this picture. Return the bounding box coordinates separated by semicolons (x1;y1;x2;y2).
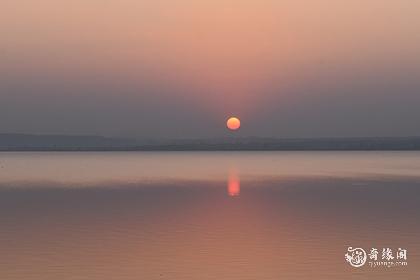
227;117;241;131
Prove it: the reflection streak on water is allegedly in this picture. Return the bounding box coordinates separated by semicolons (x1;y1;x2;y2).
228;169;240;197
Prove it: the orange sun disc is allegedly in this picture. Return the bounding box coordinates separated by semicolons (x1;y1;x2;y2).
227;117;241;131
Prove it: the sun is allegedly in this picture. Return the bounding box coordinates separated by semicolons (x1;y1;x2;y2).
226;117;241;131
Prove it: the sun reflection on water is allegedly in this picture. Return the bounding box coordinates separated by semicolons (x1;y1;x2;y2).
228;169;240;197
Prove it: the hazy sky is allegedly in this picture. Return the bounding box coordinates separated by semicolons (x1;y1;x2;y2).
1;0;420;139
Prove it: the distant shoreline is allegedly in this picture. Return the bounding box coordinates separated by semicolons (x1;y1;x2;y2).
2;148;420;151
1;134;420;151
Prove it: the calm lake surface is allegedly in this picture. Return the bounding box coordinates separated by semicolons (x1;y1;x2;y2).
0;151;419;279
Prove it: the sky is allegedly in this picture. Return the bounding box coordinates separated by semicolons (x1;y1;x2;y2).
1;0;420;139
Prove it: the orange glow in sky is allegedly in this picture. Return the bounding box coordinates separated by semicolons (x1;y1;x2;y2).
1;0;420;137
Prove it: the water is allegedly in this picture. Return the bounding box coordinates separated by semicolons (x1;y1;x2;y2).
0;152;419;279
